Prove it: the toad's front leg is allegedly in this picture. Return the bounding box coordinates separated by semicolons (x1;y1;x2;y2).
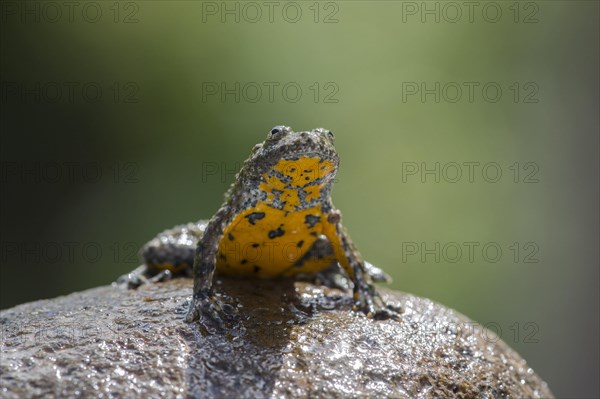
184;208;234;324
322;210;403;321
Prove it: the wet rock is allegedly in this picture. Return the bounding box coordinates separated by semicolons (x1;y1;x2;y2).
0;278;553;398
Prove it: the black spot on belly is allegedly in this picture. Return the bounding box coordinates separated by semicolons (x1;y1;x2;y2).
268;227;285;239
297;240;304;248
310;231;318;237
219;254;227;261
241;259;247;264
305;214;321;228
228;233;235;241
253;265;262;273
252;243;260;248
245;212;266;225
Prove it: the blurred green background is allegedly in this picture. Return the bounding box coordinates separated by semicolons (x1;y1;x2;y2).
1;1;598;397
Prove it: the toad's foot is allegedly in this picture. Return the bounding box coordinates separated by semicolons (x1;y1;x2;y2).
184;291;235;327
314;261;392;291
353;280;403;321
314;266;351;290
115;265;175;290
363;261;392;283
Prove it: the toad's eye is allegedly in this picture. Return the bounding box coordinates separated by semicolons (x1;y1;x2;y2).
270;126;284;136
266;126;289;143
327;130;335;141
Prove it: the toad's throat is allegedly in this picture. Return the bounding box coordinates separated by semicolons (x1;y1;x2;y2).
259;157;336;212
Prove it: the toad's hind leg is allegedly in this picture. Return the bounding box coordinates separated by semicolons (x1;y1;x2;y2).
316;260;392;290
115;221;205;289
364;261;392;283
116;265;176;289
306;236;391;289
322;210;403;321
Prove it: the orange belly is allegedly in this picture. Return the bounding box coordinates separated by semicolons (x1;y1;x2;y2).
216;204;335;278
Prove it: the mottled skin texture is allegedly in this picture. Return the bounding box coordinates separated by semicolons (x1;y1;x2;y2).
121;126;402;323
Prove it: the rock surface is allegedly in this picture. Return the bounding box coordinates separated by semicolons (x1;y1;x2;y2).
0;278;553;399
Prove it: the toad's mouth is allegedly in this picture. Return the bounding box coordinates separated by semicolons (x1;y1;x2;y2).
283;151;336;160
267;139;338;161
